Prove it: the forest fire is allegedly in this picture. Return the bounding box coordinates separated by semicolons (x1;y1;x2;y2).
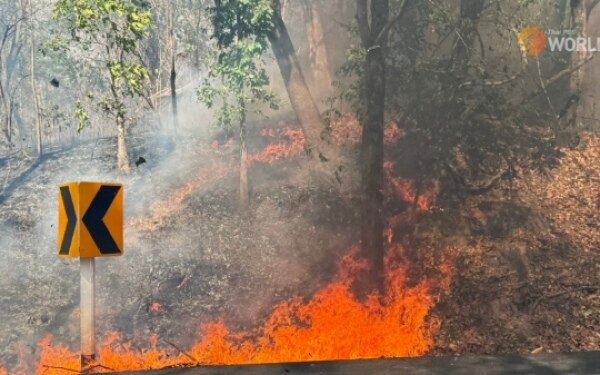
31;243;449;374
128;164;234;231
329;115;403;146
130;127;306;231
2;0;599;373
0;120;453;375
250;128;306;163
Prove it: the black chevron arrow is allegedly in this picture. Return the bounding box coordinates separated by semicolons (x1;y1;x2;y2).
83;185;121;254
59;186;77;255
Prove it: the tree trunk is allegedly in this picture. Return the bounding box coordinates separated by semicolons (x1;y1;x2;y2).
170;59;178;132
239;99;249;210
268;0;330;161
357;0;389;295
7;99;12;147
308;0;332;93
0;80;8;146
29;0;42;156
570;0;587;118
117;114;130;173
169;5;179;134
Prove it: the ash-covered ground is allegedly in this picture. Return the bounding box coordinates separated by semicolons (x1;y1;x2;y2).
0;121;358;370
1;117;599;372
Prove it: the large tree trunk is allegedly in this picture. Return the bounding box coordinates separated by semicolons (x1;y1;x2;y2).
357;0;389;295
116;114;130;173
268;0;331;162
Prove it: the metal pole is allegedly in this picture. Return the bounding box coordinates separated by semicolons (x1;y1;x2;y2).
80;257;96;369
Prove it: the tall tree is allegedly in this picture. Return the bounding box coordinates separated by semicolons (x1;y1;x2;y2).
267;0;332;162
27;0;42;156
0;1;26;149
53;0;152;172
355;0;410;294
200;0;278;210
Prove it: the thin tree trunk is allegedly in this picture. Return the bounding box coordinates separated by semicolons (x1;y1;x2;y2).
29;0;42;156
0;79;8;145
7;99;12;147
357;0;389;295
170;57;178;132
116;114;130;173
268;0;330;161
239;98;249;210
570;0;587;125
169;4;179;134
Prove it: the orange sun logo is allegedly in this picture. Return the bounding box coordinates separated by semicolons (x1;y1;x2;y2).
518;26;547;56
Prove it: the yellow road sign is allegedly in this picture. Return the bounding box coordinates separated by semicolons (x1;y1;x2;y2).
58;182;123;258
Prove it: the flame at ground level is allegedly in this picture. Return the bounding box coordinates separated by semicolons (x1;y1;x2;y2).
25;246;449;374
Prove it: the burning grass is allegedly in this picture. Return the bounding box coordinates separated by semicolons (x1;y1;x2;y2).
250;128;306;163
329;115;403;146
130;127;306;232
27;244;450;374
0;119;452;374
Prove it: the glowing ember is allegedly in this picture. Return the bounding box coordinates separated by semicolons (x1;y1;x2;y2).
30;245;449;373
150;303;161;313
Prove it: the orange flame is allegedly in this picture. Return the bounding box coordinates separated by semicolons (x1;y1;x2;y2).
130;128;307;232
10;120;451;374
250;128;305;163
128;164;233;231
329;115;403;146
29;245;449;374
150;303;161;313
384;161;434;212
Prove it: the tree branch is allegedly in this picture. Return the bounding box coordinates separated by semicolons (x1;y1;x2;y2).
522;53;595;105
373;0;410;45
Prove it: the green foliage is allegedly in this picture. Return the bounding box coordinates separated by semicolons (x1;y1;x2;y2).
210;0;273;48
198;0;278;130
53;0;152;121
107;61;150;96
74;100;89;132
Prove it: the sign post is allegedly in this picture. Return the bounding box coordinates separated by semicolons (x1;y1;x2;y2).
80;257;96;367
57;181;123;370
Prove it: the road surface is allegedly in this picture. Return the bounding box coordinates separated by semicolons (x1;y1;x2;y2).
111;351;600;375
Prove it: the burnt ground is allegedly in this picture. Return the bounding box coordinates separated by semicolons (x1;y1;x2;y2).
431;134;600;355
0;120;598;372
0;123;359;372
